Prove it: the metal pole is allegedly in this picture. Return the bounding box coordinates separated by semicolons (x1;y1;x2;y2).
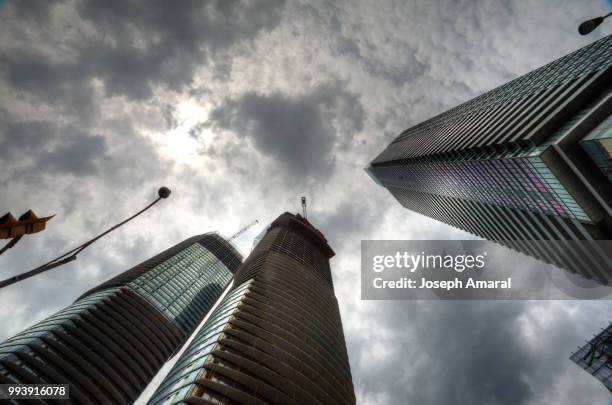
0;187;171;290
0;236;23;256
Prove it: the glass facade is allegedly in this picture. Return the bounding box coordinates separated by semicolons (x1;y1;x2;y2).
128;243;233;335
0;289;120;355
581;114;612;184
369;149;590;223
149;280;253;405
0;233;242;404
571;323;612;393
0;287;185;403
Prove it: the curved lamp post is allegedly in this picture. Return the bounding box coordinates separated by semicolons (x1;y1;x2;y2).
578;12;612;35
0;187;171;290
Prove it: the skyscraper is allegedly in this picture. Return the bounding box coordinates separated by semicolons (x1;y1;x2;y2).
0;233;241;404
367;35;612;284
149;212;356;405
571;323;612;392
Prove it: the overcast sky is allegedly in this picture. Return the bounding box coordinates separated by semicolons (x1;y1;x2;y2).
1;1;611;404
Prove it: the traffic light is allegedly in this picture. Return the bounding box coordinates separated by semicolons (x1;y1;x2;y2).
0;210;54;239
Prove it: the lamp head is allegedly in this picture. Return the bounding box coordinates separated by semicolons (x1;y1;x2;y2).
578;16;604;35
158;187;171;199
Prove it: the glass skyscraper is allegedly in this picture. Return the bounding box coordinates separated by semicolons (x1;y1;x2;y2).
149;212;356;405
368;35;612;284
0;233;241;404
571;323;612;393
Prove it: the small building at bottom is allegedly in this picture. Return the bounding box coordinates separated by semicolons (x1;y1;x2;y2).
571;323;612;393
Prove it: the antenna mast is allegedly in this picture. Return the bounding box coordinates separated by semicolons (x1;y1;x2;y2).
301;196;307;219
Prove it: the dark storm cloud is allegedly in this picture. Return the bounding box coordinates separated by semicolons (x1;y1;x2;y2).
1;53;96;117
409;302;534;404
208;81;365;180
2;0;57;24
40;134;107;176
0;117;108;178
351;298;610;405
0;119;52;159
350;302;532;404
0;111;167;197
319;200;375;243
313;186;393;254
1;0;286;107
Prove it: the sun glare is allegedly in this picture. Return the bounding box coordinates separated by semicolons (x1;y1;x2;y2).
156;101;209;164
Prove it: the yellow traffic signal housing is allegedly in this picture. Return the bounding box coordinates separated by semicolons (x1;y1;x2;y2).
0;210;54;239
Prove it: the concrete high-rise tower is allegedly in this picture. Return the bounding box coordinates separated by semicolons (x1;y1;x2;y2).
0;233;242;404
149;213;356;405
368;35;612;284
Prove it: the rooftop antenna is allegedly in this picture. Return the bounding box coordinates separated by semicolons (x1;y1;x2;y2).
229;219;259;241
301;196;307;219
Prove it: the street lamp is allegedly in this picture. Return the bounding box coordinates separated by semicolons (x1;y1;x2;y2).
578;12;612;35
0;187;171;290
